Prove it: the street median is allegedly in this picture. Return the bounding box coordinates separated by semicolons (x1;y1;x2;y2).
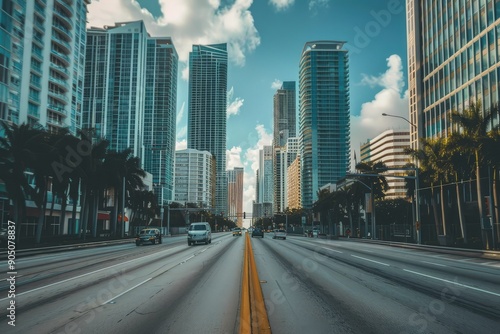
239;232;271;333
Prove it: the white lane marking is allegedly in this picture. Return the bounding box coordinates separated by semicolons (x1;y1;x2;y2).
421;261;447;267
181;255;195;263
403;269;500;297
480;262;500;268
321;247;342;254
103;278;152;304
0;245;184;301
351;255;390;266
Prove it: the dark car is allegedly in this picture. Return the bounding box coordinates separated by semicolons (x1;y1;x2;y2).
251;227;264;238
136;228;162;246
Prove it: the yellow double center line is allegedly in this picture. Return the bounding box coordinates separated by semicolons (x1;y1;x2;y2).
239;233;271;333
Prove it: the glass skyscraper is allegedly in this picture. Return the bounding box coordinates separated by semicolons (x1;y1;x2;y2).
299;41;350;208
273;81;296;213
188;43;228;215
0;0;90;133
273;81;296;147
407;0;500;145
83;21;178;204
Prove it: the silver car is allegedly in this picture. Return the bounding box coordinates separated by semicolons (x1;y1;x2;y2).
187;222;212;246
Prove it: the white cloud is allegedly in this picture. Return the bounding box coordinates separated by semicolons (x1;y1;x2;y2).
350;54;409;170
271;79;282;90
87;0;261;66
227;87;245;118
269;0;295;11
227;146;244;169
235;125;273;221
176;139;187;151
309;0;330;11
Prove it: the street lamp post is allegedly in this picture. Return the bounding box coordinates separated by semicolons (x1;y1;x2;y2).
382;113;421;244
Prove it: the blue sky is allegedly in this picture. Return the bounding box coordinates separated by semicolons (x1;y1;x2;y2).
87;0;412;218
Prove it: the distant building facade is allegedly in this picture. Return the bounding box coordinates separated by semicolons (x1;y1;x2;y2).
227;167;244;227
360;129;411;199
407;0;500;148
299;41;350;208
287;154;302;210
173;149;215;208
187;43;228;216
83;21;178;204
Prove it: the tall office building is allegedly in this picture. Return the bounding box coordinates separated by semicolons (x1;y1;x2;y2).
287;154;302;210
0;0;90;133
227;167;244;226
273;81;296;147
407;0;500;146
83;21;178;204
274;137;299;212
257;146;274;214
174;149;215;208
188;43;228;215
143;37;178;204
273;81;296;213
299;41;350;208
360;129;411;199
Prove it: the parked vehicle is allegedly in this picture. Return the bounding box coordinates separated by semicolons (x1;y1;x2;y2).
273;229;287;240
187;222;212;246
136;228;162;246
251;227;264;238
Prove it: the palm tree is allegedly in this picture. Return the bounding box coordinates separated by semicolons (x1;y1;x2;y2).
450;100;497;249
75;131;109;241
355;160;389;239
0;121;45;240
484;128;500;248
446;135;475;244
407;137;450;238
102;148;146;237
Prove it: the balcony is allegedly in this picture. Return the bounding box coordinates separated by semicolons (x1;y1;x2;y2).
53;10;73;30
52;35;72;54
33;19;45;34
55;0;73;17
34;2;45;18
32;48;44;62
48;75;70;91
49;62;70;79
47;104;66;116
48;90;69;104
32;34;44;47
53;22;72;39
50;49;70;66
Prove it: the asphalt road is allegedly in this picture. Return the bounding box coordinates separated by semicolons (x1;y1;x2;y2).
1;233;499;334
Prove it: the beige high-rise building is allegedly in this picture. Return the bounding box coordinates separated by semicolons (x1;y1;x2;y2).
360;130;411;199
287;154;301;210
228;167;244;227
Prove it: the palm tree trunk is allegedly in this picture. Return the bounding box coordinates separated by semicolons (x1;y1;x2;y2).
455;175;467;244
92;192;99;238
440;181;447;236
35;184;48;244
430;185;440;236
111;188;118;236
60;193;67;236
80;184;88;240
475;150;488;249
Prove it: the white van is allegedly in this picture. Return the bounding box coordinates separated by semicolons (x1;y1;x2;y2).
187;222;212;246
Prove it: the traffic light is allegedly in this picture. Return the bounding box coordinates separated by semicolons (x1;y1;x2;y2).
243;212;246;219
